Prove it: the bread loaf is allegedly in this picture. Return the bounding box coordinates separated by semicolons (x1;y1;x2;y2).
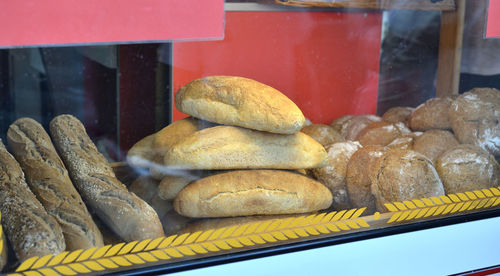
357;121;411;146
0;140;65;262
50;114;164;242
346;145;388;214
300;124;345;147
7;118;104;250
129;176;160;203
435;144;500;194
175;76;305;134
408;97;453;131
339;115;382;141
0;220;7;271
126;134;156;169
382;106;414;125
311;141;362;210
173;170;332;217
164;125;327;170
386;136;414;150
412;129;459;163
330;115;354;133
449;88;500;157
370;149;445;211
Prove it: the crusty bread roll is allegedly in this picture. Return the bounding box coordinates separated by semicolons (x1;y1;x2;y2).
412;129;459;163
435;144;500;194
129;176;160;203
330;115;354;133
173;170;332;218
7;118;104;251
164;125;327;170
50;114;164;242
386;136;414;150
408;97;453;131
357;121;411;146
158;175;198;201
370;149;445;211
175;76;305;134
340;115;382;141
0;140;65;262
311;141;362;210
346;145;388;214
126;134;156;169
300;124;345;147
382;106;414;125
449;88;500;157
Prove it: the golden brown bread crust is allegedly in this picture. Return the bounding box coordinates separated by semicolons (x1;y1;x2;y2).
311;141;362;210
7;118;104;251
370;149;445;211
175;76;305;134
408;97;453;131
382;107;414;125
173;170;332;218
126;134;156;169
300;124;345;147
412;129;459;163
357;121;411;146
346;145;388;214
0;141;65;262
386;136;414;150
50;114;164;242
449;88;500;157
164;125;327;170
340;115;382;141
435;144;500;194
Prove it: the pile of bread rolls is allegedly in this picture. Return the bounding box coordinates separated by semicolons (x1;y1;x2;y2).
0;115;165;270
312;87;499;214
127;76;333;219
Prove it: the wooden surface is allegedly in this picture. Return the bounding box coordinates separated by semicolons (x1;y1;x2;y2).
435;0;465;97
275;0;456;11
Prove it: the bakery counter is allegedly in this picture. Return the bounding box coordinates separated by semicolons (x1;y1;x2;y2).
1;75;498;275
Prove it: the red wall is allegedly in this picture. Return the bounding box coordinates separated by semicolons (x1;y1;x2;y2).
173;11;382;124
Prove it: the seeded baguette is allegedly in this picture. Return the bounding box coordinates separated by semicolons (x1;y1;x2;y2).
50;115;164;242
7;118;104;250
0;140;65;262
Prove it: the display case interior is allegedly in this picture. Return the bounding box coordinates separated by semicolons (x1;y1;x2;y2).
0;0;499;275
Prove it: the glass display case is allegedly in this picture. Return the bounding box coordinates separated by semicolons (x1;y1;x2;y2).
0;1;499;275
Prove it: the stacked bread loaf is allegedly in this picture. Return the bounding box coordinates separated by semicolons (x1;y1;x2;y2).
322;87;500;214
127;76;332;218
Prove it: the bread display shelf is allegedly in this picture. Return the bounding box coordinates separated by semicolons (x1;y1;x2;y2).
274;0;456;11
8;181;499;275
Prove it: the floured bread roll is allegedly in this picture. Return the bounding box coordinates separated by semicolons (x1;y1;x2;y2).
164;125;327;170
346;145;388;214
408;97;454;131
370;149;445;211
330;115;354;133
173;170;332;217
435;144;500;194
449;88;500;157
357;121;411;146
338;115;382;141
413;129;459;163
175;76;305;134
311;141;362;210
382;106;414;126
301;124;345;147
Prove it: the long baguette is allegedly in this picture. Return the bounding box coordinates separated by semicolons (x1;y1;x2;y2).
49;115;164;241
7;118;104;250
0;140;65;262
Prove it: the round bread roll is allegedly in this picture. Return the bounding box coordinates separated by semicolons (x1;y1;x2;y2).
126;134;156;169
413;129;459;163
340;115;382;141
370;149;445;211
357;121;411;146
449;87;500;157
346;145;388;214
330;115;354;133
408;97;454;131
386;136;414;150
435;144;500;194
301;124;345;147
311;141;362;210
382;106;414;125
